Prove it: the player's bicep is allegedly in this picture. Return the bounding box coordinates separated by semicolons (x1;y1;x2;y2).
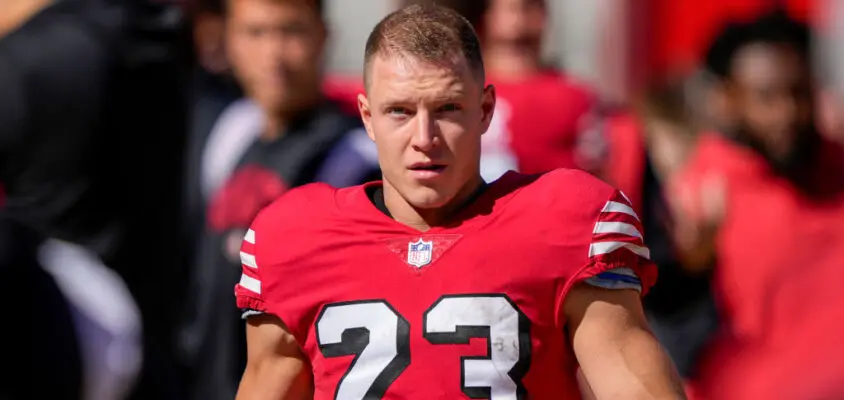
565;284;648;340
566;285;685;400
237;314;312;400
561;187;684;398
565;285;651;386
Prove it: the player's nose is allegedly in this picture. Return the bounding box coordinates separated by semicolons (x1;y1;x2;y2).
410;110;439;152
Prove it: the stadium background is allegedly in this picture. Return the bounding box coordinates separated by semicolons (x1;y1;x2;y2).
3;0;843;399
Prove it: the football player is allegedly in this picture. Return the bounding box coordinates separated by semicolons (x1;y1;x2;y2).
234;4;685;399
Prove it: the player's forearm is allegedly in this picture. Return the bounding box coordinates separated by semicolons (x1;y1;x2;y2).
588;327;687;400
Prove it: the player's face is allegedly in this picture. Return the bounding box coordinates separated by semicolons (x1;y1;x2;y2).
225;0;325;116
726;43;815;166
359;55;496;209
483;0;546;47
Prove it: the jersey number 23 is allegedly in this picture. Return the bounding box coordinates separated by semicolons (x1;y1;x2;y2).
315;294;532;400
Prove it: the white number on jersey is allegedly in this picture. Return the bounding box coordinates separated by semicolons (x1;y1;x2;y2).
315;294;531;400
424;295;530;399
315;301;410;399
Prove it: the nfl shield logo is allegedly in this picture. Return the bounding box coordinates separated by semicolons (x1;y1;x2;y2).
407;238;433;268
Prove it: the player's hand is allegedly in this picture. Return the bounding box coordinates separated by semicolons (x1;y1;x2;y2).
667;172;727;273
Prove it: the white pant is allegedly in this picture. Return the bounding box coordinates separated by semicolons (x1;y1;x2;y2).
39;239;143;400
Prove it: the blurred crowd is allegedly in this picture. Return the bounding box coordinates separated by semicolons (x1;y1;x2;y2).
3;0;844;399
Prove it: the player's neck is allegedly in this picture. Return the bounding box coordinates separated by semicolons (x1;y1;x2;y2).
483;45;543;81
383;175;486;231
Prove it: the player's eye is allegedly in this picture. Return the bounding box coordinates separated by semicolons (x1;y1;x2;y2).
386;107;411;117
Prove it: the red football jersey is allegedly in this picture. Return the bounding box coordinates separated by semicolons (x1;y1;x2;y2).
235;170;656;399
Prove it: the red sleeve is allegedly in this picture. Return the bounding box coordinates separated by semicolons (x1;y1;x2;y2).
234;223;267;315
547;170;659;327
232;187;305;317
580;189;657;295
558;188;658;307
232;183;335;342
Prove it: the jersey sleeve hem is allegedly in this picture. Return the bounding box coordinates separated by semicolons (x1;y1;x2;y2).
584;267;643;292
234;223;270;320
552;187;659;328
240;309;265;319
233;207;310;345
235;293;267;317
553;258;635;328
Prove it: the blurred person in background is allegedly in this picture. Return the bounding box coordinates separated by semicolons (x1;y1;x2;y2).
818;89;844;143
405;0;605;181
178;0;379;398
182;0;245;268
604;81;719;380
192;0;233;78
819;0;844;143
0;0;191;399
0;6;60;395
670;11;844;399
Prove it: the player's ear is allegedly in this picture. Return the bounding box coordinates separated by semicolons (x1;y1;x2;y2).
480;84;496;135
358;93;376;141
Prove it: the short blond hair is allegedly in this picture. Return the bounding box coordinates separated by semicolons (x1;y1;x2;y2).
363;4;484;88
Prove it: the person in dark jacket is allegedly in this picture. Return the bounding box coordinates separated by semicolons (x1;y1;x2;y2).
178;1;379;398
0;0;191;398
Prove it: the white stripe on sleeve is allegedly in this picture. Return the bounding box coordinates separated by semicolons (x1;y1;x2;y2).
240;251;258;269
593;221;643;239
239;274;261;294
244;229;255;244
589;241;651;259
601;201;640;221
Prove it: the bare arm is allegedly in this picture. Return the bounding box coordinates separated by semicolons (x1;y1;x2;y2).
566;285;686;400
236;314;313;400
